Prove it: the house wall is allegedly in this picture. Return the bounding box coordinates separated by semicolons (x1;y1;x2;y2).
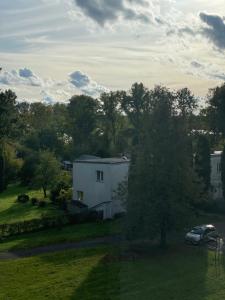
211;154;223;200
73;161;129;219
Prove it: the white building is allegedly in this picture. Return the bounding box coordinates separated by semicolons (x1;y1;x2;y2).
211;151;223;200
73;156;129;219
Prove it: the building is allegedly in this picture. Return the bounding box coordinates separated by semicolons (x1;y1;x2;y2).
73;156;129;219
211;151;223;200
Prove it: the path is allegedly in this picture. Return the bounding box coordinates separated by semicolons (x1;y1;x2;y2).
0;235;122;261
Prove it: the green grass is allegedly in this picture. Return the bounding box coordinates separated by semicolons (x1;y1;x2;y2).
0;184;62;224
0;219;121;252
0;245;225;299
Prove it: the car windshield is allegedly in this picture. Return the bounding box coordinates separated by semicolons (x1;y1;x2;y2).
191;227;203;235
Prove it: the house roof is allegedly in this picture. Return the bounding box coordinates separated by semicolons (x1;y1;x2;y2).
211;151;222;157
75;157;130;165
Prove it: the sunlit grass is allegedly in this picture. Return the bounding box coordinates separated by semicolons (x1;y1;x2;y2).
0;184;62;224
1;245;225;299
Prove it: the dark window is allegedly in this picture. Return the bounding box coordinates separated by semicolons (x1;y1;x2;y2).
77;191;84;201
96;170;104;182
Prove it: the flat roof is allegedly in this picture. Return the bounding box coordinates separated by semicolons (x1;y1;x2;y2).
74;157;130;164
211;151;222;157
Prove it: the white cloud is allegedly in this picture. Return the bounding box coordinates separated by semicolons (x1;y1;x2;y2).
0;67;109;101
0;68;44;87
69;70;109;96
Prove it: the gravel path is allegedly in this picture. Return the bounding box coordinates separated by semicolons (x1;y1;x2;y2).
0;235;122;261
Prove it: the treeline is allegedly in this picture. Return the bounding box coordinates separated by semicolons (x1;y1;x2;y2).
0;83;224;191
1;81;225;244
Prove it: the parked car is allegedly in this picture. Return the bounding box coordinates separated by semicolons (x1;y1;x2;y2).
185;224;217;245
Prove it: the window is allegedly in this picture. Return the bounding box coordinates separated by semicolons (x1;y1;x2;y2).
217;163;221;173
96;170;104;182
77;191;84;201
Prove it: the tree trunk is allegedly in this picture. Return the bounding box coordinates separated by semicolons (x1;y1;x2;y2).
43;186;47;198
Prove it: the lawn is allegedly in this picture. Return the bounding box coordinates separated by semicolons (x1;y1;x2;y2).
0;245;225;300
0;184;63;224
0;219;121;252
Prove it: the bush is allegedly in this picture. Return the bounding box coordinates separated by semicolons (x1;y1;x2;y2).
38;200;46;208
50;181;70;204
57;188;73;210
31;197;38;206
17;194;29;203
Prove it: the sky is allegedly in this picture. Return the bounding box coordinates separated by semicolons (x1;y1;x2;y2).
1;0;225;104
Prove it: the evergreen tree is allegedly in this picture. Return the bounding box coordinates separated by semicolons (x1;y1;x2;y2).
126;85;200;247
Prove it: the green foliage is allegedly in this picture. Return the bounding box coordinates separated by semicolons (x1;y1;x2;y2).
68;95;98;156
207;83;225;136
0;90;18;191
221;145;225;200
34;150;61;197
57;188;73;209
126;85;201;247
194;134;211;192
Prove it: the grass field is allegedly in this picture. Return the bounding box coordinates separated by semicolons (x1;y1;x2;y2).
0;184;62;224
0;219;121;252
0;245;225;300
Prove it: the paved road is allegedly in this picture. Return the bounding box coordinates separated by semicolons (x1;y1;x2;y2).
0;235;122;261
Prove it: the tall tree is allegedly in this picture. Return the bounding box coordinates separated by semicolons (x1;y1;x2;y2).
68;95;98;157
126;85;201;247
194;135;211;192
121;83;150;145
0;90;17;191
99;91;125;155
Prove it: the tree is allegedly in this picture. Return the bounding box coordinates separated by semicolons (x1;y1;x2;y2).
99;91;125;156
207;83;225;136
34;151;61;198
221;145;225;200
0;90;17;191
194;135;211;192
68;95;98;156
126;85;201;248
121;83;150;145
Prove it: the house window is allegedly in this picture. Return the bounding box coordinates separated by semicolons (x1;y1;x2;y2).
77;191;84;201
217;163;221;173
96;170;104;182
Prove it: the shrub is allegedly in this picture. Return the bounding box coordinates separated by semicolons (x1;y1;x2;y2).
38;200;46;208
57;188;72;209
31;197;38;206
50;181;70;204
17;194;29;203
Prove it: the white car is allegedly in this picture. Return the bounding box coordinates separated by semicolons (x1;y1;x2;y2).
185;224;216;245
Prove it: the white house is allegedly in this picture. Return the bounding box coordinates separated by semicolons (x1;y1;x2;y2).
211;151;223;200
73;156;129;219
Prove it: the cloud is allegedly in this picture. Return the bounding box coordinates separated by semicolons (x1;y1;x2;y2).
189;59;225;81
40;90;56;105
199;12;225;50
69;71;108;96
0;68;43;87
73;0;152;26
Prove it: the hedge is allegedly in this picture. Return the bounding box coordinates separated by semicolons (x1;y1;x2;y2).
0;210;103;239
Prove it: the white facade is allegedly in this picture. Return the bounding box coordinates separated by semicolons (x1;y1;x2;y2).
73;157;129;219
210;151;223;200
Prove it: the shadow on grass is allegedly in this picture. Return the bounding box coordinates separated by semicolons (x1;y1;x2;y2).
70;244;209;300
0;201;58;224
